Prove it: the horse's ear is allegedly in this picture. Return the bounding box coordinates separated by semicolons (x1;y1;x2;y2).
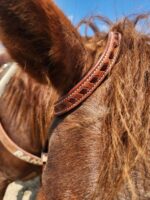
0;0;88;92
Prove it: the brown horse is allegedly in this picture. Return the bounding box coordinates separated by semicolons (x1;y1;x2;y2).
0;63;57;199
0;0;150;199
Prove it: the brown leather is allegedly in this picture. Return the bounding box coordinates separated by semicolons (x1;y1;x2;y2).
0;122;43;166
0;66;44;166
0;32;121;165
54;31;122;116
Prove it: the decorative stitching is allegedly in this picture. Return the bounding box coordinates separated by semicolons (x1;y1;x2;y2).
56;48;119;114
55;32;121;114
55;32;121;115
56;32;113;104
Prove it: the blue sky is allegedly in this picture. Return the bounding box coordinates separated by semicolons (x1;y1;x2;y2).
55;0;150;24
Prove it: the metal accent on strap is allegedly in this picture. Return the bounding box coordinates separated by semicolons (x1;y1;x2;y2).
0;123;43;166
54;31;122;116
41;152;48;164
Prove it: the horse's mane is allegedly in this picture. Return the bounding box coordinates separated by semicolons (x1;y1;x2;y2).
77;15;150;198
0;67;58;147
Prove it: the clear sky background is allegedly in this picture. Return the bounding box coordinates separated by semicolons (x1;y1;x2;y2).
55;0;150;24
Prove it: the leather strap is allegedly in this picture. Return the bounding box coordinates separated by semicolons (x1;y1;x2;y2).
0;31;121;165
0;65;44;165
0;122;43;165
54;31;122;116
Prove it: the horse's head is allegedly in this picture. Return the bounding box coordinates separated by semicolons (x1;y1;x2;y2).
0;1;149;199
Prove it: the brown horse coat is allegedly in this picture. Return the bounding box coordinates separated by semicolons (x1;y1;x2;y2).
0;0;149;199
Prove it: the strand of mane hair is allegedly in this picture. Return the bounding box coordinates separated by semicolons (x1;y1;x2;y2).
79;14;150;199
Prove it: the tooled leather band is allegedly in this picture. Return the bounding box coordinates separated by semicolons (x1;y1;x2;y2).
54;31;122;116
0;66;44;165
0;122;43;165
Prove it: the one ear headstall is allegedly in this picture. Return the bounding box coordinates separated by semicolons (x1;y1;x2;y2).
54;31;122;116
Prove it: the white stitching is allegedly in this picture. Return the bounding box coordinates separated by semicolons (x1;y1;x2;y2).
55;33;121;114
55;32;121;115
56;32;114;104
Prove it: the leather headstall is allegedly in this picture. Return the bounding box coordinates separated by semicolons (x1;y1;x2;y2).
54;31;122;116
0;31;121;166
0;122;43;166
0;65;43;166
